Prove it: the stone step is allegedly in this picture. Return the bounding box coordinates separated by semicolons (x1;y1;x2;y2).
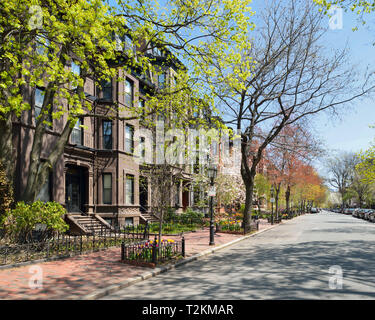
67;214;112;235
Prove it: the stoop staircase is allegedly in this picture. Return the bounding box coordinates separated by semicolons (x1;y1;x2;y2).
139;212;159;224
65;213;115;235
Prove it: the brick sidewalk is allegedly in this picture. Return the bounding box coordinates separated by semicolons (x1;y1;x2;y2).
0;220;273;300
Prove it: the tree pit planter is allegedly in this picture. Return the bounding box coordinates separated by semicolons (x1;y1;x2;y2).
120;260;156;268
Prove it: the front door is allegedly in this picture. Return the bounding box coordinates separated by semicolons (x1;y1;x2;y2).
65;167;85;213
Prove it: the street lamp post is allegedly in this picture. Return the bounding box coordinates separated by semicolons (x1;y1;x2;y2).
207;163;217;246
270;185;275;225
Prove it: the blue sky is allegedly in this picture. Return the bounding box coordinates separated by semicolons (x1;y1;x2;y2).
312;7;375;155
249;1;375;176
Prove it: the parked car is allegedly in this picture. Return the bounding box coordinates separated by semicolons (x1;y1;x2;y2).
364;210;375;221
310;207;318;213
352;209;360;218
358;209;371;219
369;212;375;222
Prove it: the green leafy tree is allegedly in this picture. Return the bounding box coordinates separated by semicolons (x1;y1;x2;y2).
357;143;375;183
0;0;254;203
200;0;375;232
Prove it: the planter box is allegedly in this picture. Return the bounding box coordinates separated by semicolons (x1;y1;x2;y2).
120;259;156;268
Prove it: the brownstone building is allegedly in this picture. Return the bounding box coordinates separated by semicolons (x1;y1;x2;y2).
13;37;197;233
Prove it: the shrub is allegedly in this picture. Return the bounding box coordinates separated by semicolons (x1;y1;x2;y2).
183;208;204;219
164;207;177;222
1;201;69;243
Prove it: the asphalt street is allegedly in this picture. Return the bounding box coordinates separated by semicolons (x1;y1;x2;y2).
102;211;375;299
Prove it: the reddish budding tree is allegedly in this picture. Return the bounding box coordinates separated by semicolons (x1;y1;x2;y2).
265;125;321;218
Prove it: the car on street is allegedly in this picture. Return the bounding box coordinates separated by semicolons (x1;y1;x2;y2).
352;209;360;218
364;210;375;221
358;209;372;219
369;212;375;222
310;207;318;213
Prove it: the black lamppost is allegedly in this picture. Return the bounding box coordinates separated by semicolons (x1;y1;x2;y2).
207;162;217;246
270;185;275;225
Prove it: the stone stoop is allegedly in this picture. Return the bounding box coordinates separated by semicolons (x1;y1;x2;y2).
139;212;159;224
65;214;114;235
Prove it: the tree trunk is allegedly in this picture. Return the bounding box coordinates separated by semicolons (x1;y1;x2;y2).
158;207;164;255
285;185;290;215
0;116;16;186
242;178;254;233
275;183;281;221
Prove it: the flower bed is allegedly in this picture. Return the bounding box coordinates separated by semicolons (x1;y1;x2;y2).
218;219;242;232
121;238;184;267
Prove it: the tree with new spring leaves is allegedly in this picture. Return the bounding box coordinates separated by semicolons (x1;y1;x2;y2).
0;0;254;202
357;138;375;183
200;0;375;232
314;0;375;15
266;125;322;218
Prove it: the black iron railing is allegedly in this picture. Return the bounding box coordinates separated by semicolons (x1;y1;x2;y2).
0;224;150;266
121;236;185;265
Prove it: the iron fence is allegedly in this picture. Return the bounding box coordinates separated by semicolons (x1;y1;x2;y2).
121;236;185;265
0;224;150;266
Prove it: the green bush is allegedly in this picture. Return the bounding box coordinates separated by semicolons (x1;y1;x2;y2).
1;201;69;243
164;207;177;222
183;208;204;219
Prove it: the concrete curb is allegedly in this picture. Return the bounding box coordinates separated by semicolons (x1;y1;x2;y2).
81;220;288;300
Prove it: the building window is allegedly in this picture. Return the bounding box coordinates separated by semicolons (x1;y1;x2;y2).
103;173;112;204
125;175;134;205
34;88;44;119
36;172;52;202
34;88;52;127
140;136;145;162
125;217;134;226
125;124;134;154
125;79;133;107
139;99;146;120
103;120;112;149
158;72;166;89
100;80;112;100
71;118;83;145
71;61;80;89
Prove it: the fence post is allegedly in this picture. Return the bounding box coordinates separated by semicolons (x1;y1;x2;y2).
182;236;185;257
57;232;60;253
152;235;157;264
80;234;83;254
121;241;125;261
93;232;95;251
